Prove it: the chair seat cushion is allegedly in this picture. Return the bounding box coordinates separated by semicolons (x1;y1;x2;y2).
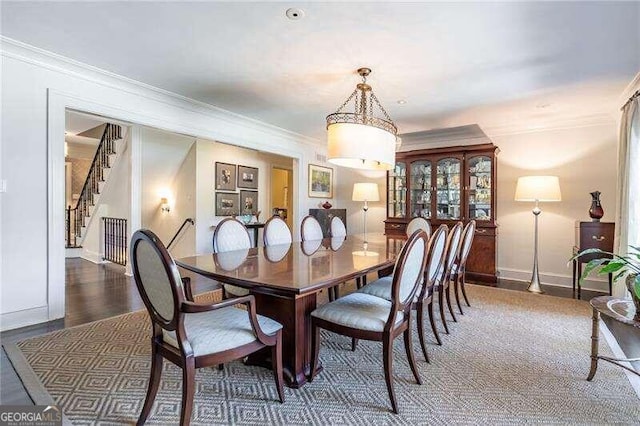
357;276;393;301
311;292;403;332
163;306;282;356
224;283;250;297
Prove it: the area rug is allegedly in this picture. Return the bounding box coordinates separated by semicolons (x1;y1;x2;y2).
5;285;640;425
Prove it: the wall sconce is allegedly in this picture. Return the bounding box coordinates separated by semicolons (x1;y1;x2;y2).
160;197;170;213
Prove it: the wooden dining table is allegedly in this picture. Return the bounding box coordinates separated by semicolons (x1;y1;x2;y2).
176;233;406;388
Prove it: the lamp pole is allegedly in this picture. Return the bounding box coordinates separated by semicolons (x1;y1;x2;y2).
528;199;543;294
362;199;369;244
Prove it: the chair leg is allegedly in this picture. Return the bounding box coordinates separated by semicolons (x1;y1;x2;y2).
403;321;422;385
428;300;442;345
383;337;398;414
445;282;458;323
416;302;430;362
309;322;321;382
334;284;340;300
351;338;358;352
137;346;163;426
461;271;471;307
438;286;450;334
217;364;224;371
454;273;464;315
271;332;285;403
180;358;195;426
356;276;362;289
328;287;335;302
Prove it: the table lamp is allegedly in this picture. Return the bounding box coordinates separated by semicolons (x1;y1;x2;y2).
352;183;380;243
515;176;562;294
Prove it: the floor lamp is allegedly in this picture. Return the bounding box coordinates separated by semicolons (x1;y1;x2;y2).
515;176;562;294
352;183;380;244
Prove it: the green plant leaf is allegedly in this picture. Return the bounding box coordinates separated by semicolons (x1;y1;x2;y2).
580;258;609;282
634;275;640;299
598;262;625;274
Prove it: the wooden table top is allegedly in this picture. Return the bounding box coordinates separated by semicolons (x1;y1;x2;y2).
590;296;640;328
176;234;406;296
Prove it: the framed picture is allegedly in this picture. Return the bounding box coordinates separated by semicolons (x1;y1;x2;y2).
308;164;333;198
239;190;258;215
215;162;236;191
215;192;240;216
238;165;259;189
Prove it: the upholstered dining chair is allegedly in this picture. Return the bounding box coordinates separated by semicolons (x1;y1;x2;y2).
436;221;464;334
263;215;292;246
452;220;476;314
358;225;449;357
301;215;324;241
406;217;431;239
330;216;347;238
309;230;429;414
131;229;284;426
212;218;251;298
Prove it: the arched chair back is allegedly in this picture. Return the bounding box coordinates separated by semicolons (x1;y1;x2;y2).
263;216;292;246
213;218;251;253
406;217;431;240
330;216;347;238
301;215;324;241
444;222;464;273
458;220;477;266
391;230;429;308
418;225;448;300
131;229;184;331
301;239;322;256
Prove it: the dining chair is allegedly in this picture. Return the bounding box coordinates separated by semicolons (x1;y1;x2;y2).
357;225;449;356
309;230;428;414
263;215;292;246
131;229;284;426
453;220;476;314
212;218;251;298
301;215;324;241
406;217;431;239
436;221;464;334
330;216;347;238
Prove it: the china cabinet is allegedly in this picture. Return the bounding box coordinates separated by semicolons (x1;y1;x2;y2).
385;143;499;283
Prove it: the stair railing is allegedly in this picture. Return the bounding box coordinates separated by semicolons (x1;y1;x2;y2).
65;123;122;248
167;218;195;250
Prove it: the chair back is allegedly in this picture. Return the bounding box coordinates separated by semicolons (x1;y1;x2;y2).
301;239;322;256
301;215;324;241
330;216;347;238
406;217;431;239
458;220;477;267
265;243;291;262
444;222;464;273
389;230;428;313
263;216;292;246
213;218;251;253
131;229;184;331
418;225;448;300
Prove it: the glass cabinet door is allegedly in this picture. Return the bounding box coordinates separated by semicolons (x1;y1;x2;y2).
436;158;461;220
467;155;492;221
387;162;406;218
410;160;432;218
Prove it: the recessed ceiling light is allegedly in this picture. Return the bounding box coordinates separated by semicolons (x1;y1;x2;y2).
286;8;305;20
536;103;551;109
397;99;407;105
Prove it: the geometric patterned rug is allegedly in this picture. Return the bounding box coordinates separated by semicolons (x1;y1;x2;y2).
5;285;640;425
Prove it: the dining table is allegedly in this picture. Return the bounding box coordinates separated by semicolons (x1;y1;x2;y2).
176;233;406;388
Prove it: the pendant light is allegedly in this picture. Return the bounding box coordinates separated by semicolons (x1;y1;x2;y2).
326;68;398;171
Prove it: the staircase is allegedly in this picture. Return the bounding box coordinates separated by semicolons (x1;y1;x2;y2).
65;123;123;248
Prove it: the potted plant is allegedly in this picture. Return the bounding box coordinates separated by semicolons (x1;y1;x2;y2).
572;246;640;317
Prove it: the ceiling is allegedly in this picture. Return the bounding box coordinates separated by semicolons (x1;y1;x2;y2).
65;111;105;145
3;2;639;143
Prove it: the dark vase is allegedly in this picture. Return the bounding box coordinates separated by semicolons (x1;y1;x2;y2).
589;191;604;222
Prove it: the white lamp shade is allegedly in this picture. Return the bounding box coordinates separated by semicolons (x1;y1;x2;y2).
352;182;380;202
327;122;396;171
515;176;562;202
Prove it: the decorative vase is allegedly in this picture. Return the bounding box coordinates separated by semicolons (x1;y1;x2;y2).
322;201;332;209
626;275;640;320
588;191;604;222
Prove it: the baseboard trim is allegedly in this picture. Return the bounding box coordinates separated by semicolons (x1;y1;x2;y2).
499;267;608;293
1;306;49;331
80;249;108;264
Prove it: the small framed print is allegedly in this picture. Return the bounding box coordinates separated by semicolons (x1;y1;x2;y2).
238;165;259;189
308;164;333;198
215;192;240;216
215;162;236;191
239;190;258;215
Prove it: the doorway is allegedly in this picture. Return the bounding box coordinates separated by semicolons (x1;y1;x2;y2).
271;167;294;229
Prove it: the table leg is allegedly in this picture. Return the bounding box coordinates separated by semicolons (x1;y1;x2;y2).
587;307;599;381
253;228;259;248
577;262;582;300
608;273;612;296
249;291;320;388
572;259;577;298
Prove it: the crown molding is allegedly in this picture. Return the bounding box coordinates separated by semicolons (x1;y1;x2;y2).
619;71;640;106
482;112;617;138
0;36;321;147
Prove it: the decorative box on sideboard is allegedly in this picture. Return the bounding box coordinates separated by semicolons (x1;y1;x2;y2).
309;209;347;238
384;143;499;284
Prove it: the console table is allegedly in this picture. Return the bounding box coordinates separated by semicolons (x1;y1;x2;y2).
573;221;614;299
587;296;640;381
309;208;347;238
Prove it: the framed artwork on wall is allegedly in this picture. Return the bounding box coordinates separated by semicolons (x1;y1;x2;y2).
215;192;240;216
308;164;333;198
239;190;258;215
238;165;259;189
215;162;236;191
